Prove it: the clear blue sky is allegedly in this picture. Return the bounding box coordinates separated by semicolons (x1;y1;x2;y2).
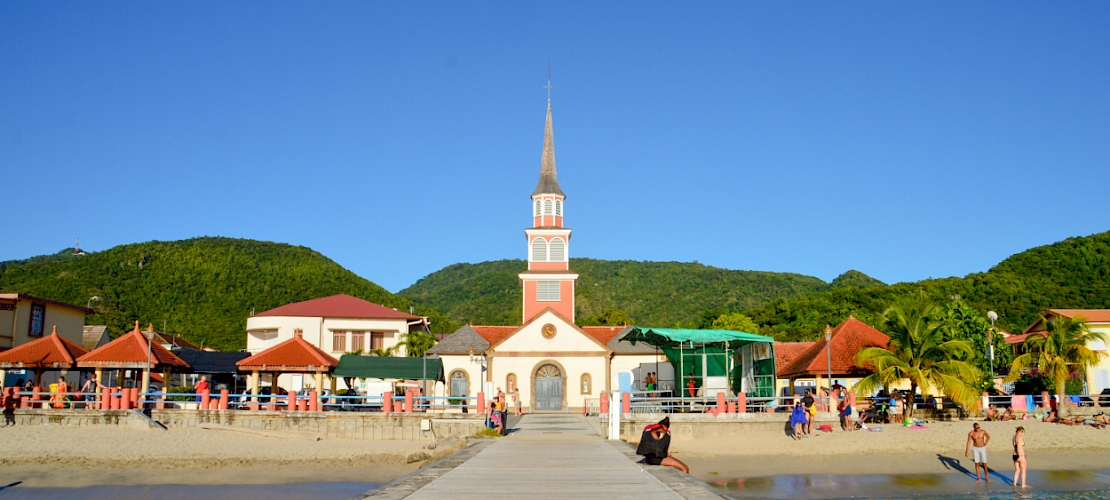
2;3;1108;292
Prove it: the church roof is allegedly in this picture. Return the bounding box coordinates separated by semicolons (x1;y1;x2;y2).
532;100;564;197
428;325;491;355
430;323;634;355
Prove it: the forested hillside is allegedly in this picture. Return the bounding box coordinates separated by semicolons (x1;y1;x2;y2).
0;238;453;351
744;231;1110;341
399;259;876;327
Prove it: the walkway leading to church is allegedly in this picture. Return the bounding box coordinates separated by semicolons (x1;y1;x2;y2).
359;414;723;499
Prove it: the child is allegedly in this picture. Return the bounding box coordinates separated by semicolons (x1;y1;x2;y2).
790;396;807;440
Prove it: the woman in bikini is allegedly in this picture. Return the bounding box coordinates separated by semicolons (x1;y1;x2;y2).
1012;426;1027;488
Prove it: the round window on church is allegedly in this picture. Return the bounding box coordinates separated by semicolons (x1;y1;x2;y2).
541;323;557;339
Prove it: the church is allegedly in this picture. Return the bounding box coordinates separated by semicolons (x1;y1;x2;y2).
429;98;668;412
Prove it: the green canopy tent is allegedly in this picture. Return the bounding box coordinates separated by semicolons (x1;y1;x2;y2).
625;327;777;399
333;355;444;381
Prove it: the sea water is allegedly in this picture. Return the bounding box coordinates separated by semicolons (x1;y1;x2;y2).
0;481;378;500
712;469;1110;499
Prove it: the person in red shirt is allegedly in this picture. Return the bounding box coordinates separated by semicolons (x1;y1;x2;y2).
193;376;209;402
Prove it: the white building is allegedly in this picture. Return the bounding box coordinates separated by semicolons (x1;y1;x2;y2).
429;97;671;412
245;294;429;391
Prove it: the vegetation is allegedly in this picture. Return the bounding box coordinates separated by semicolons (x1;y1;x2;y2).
710;312;759;333
0;237;455;351
399;331;439;358
401;259;873;327
854;302;981;417
745;231;1110;341
1006;315;1107;417
933;300;1013;392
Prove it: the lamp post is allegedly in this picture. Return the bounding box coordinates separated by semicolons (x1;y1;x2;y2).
143;326;153;408
987;311;998;384
825;325;833;409
423;352;439;409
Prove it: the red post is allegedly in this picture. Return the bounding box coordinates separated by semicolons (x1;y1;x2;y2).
717;392;726;414
736;393;746;413
287;391;296;411
219;389;229;410
112;392;122;410
130;388;140;408
404;390;414;413
20;395;30;409
383;391;393;413
599;391;609;414
200;389;211;410
621;392;631;414
1041;391;1053;409
31;387;42;409
477;392;485;414
308;390;318;412
101;388;111;410
727;401;737;413
295;397;305;412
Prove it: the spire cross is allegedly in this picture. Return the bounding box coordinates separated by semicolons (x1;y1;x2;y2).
544;59;554;101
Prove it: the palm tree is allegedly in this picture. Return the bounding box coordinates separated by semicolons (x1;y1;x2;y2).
398;331;438;358
367;346;397;357
1007;315;1107;418
854;303;981;419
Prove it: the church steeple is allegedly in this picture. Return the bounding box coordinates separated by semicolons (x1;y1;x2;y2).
533;100;564;197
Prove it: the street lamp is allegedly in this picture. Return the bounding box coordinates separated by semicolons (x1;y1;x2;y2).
143;324;154;408
423;352;439;409
825;325;833;408
987;311;998;384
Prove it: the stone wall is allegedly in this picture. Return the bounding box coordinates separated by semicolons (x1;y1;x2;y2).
11;409;484;440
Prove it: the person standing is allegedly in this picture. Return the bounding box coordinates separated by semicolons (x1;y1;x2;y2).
513;387;522;416
1012;426;1027;488
790;396;807;440
965;423;991;483
193;376;209;402
801;389;816;437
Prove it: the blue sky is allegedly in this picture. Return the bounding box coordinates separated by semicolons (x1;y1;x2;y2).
2;3;1108;292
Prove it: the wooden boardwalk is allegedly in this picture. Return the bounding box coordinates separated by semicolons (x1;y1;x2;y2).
361;414;722;500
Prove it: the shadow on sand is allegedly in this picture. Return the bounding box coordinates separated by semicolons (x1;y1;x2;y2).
937;454;1012;485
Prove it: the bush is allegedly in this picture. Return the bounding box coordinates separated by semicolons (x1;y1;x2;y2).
475;427;501;438
167;386;194;402
1013;368;1087;395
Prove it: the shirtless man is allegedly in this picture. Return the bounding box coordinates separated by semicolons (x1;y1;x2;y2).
965;423;991;483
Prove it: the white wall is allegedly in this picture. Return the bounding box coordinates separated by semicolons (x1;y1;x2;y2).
245;315;411;357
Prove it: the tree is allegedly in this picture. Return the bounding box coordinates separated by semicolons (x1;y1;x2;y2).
578;308;632;326
399;331;438;358
711;312;759;333
933;300;1013;393
1006;315;1107;418
854;302;981;419
368;346;398;357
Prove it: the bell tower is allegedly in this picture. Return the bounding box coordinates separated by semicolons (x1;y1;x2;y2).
519;95;577;323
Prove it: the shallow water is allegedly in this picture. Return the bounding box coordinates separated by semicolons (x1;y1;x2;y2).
0;481;378;500
712;469;1110;499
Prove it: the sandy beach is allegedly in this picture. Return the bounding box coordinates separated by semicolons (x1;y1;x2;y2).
0;426;454;488
657;420;1110;483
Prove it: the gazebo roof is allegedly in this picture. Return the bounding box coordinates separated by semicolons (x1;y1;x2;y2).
237;330;337;372
0;326;89;369
77;321;191;370
777;317;889;379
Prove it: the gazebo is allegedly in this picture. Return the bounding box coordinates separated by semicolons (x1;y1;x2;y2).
76;321;191;396
236;328;337;408
0;326;89;393
776;316;890;394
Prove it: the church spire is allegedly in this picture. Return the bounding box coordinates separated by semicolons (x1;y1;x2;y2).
533;88;564;197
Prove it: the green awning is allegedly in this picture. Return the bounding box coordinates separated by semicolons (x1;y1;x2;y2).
333;355;444;380
626;327;774;346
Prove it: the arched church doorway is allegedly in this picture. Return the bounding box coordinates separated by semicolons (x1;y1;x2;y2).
534;363;564;411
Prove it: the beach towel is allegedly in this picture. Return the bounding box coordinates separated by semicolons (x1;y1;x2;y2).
1026;395;1035;413
868;427;883;432
910;425;927;430
818;424;833;432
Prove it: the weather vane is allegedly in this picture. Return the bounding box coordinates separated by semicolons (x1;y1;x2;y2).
544;58;554;101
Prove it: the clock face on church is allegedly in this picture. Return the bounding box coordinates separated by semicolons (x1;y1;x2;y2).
541;323;557;339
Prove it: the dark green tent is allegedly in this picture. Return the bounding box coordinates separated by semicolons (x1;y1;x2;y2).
332;355;444;381
625;327;777;398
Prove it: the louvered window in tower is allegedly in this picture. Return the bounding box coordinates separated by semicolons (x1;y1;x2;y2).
549;238;565;261
555;200;562;216
531;238;547;261
544;200;553;215
537;281;560;301
535;199;541;216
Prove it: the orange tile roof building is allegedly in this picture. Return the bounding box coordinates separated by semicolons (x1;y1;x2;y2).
1004;309;1110;394
0;326;90;385
77;321;190;394
773;317;890;396
237;328;338;400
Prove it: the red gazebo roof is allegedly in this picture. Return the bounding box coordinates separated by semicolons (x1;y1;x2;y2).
778;317;890;379
77;321;191;370
237;330;338;372
0;326;89;369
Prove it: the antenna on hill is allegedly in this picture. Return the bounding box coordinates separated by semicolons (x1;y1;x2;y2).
74;238;85;256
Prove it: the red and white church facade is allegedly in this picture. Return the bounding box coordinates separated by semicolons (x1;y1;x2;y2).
430;99;666;412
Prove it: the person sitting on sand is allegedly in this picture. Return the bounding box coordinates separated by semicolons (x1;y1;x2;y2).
1001;408;1016;421
790;396;807;440
1094;412;1110;425
985;406;1001;421
635;417;689;474
1042;410;1057;423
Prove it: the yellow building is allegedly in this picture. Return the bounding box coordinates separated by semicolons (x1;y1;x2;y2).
0;293;89;351
1006;309;1110;394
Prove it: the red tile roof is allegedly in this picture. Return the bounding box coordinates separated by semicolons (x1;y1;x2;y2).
237;330;338;372
579;326;627;345
253;294;420;320
470;326;520;346
1022;309;1110;334
778;317;890;379
774;342;814;375
1005;331;1046;345
77;322;190;370
0;326;89;369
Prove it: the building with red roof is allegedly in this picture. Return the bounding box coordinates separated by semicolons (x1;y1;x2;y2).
1004;309;1110;394
244;294;425;393
238;328;338;398
0;326;90;385
77;321;190;393
773;317;890;395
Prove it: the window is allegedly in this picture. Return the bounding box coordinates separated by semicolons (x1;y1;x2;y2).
350;331;365;352
537;281;561;301
371;332;385;350
332;331;346;352
555;200;562;216
506;373;517;392
581;373;592;394
544;199;553;215
531;238;547;262
549;238;565;261
450;370;469;397
534;199;541;216
29;304;45;337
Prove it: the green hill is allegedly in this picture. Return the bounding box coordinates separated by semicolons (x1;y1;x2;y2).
0;237;453;351
743;231;1110;341
399;259;862;327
